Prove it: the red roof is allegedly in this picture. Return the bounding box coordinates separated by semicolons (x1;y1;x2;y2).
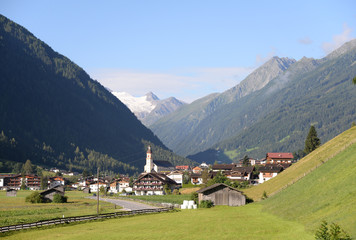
267;152;293;159
176;165;189;170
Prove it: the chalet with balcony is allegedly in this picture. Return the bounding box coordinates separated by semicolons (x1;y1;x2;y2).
191;173;203;185
266;152;293;164
133;172;177;195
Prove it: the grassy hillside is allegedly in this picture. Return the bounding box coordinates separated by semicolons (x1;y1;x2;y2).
243;126;356;200
3;204;313;240
244;126;356;237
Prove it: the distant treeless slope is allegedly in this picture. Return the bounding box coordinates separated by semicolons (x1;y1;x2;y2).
244;126;356;237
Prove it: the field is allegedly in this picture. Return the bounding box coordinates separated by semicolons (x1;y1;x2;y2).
2;204;313;240
0;191;120;227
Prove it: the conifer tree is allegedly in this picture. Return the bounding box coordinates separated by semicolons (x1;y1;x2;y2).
304;125;321;154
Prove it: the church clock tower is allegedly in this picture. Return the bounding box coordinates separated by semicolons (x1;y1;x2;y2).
144;146;153;173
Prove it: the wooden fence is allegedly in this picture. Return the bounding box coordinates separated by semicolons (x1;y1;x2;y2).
0;207;173;233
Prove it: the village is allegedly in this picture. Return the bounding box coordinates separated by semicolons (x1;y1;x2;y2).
0;146;294;201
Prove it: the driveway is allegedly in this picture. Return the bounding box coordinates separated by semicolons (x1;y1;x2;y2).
87;196;159;211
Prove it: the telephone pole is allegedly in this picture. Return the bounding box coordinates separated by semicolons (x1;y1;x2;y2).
97;167;99;215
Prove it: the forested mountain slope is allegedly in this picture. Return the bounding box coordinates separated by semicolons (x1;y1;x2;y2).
0;15;192;174
195;39;356;162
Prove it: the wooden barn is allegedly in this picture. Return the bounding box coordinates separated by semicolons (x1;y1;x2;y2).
196;183;246;207
6;188;17;197
40;186;65;202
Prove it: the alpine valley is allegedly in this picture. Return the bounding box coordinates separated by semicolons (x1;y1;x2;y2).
150;39;356;163
0;15;193;175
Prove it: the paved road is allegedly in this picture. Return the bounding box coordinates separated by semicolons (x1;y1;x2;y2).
87;196;159;211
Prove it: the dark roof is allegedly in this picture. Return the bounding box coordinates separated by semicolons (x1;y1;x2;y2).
40;186;64;196
231;166;255;174
153;160;174;168
212;164;236;170
190;173;202;178
135;172;177;185
259;164;283;173
196;183;243;194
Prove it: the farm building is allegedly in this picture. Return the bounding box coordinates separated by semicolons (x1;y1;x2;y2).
196;183;246;207
6;188;17;197
40;186;65;202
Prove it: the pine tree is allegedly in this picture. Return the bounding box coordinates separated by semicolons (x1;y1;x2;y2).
304;125;321;155
23;159;33;175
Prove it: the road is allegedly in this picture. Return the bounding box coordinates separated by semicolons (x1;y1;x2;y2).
87;196;159;211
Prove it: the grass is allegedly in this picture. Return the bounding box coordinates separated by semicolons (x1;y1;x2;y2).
2;204;313;240
0;191;121;227
243;126;356;201
261;140;356;237
122;194;191;205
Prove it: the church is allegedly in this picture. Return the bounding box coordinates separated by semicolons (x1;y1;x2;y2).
133;146;177;195
144;146;175;173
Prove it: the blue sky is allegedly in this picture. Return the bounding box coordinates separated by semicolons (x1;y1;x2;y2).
1;1;356;102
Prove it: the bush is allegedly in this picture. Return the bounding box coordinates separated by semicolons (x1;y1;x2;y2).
261;191;268;200
199;200;214;208
172;189;180;195
190;192;198;203
25;191;44;203
53;193;68;203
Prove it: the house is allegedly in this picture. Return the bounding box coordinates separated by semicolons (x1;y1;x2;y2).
266;152;293;164
200;162;209;169
144;146;175;173
191;173;203;185
192;166;202;174
258;164;284;184
226;166;255;181
89;181;109;193
212;164;237;172
6;188;17;197
175;165;190;171
40;186;65;202
109;180;120;193
196;183;246;206
133;172;177;195
48;176;65;188
167;170;183;186
119;179;132;193
0;174;41;190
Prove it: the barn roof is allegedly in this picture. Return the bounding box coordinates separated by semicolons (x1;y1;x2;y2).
196;183;243;194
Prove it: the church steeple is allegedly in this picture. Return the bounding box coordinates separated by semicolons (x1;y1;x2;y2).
144;146;153;173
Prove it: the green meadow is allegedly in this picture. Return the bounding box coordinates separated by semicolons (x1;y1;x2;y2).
2;204;313;240
0;191;120;227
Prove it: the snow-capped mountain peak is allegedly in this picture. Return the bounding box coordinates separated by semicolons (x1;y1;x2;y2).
112;91;186;126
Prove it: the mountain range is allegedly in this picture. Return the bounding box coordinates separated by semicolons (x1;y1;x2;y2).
112;91;185;126
0;14;193;174
150;39;356;163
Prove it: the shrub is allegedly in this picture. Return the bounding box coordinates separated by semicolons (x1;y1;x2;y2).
261;191;268;200
53;193;68;203
199;200;214;208
172;189;180;195
190;192;198;203
25;191;44;203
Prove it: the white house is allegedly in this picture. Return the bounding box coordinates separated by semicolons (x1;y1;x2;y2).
258;165;283;184
89;181;108;193
191;173;203;185
119;180;132;192
167;171;183;186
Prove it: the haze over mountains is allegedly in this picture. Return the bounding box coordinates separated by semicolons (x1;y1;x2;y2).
112;91;185;126
0;15;192;174
150;40;356;163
